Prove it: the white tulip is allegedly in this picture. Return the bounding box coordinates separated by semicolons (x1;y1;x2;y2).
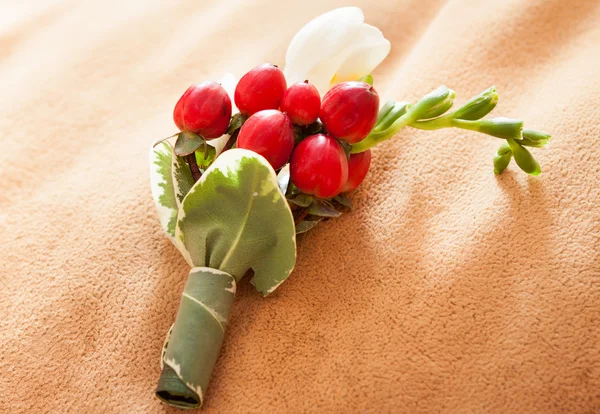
284;7;391;94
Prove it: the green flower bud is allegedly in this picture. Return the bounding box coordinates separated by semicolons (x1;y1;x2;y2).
374;101;410;132
493;141;512;174
411;85;456;120
452;86;499;120
477;117;523;140
519;128;551;148
497;141;512;156
507;138;541;176
375;100;396;124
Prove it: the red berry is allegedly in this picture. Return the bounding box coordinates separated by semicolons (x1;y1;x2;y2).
234;63;287;116
342;150;372;192
280;81;321;126
237;110;295;170
173;81;232;139
320;81;379;144
290;134;349;199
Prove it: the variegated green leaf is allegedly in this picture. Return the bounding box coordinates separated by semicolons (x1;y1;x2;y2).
172;151;195;209
149;141;178;239
149;141;195;264
176;149;296;296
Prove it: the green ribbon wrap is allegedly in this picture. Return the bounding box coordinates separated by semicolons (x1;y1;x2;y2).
156;267;236;409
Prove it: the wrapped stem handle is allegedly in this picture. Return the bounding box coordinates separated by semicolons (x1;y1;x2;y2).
156;267;236;409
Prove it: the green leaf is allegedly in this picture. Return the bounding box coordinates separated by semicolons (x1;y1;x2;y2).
307;199;342;218
452;86;498;121
333;194;353;209
176;149;296;295
295;218;322;234
172;154;195;209
288;193;313;208
359;74;374;85
149;141;179;238
152;133;178;148
194;145;216;171
226;113;245;135
149;141;194;261
175;131;205;156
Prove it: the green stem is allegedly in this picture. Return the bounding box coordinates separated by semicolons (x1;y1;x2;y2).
412;117;481;132
353;113;515;154
351;111;414;153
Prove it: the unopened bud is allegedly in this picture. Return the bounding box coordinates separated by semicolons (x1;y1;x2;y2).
411;85;456;120
452;86;499;120
376;100;396;124
507;138;541;176
374;101;410;132
493;141;512;174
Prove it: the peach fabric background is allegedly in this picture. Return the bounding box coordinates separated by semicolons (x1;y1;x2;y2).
1;0;599;412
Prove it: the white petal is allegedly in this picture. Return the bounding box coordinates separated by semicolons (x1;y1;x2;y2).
303;55;349;95
332;24;391;84
284;7;364;87
218;72;238;112
207;132;229;155
277;164;290;194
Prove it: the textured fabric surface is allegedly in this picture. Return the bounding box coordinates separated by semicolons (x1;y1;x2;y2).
1;1;599;412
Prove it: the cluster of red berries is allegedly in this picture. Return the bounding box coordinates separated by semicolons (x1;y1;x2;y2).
173;63;378;199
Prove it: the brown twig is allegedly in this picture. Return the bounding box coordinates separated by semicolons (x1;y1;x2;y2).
294;208;308;225
186;154;202;182
220;130;239;154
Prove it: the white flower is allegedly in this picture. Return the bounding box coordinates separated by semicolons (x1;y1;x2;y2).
283;7;391;94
